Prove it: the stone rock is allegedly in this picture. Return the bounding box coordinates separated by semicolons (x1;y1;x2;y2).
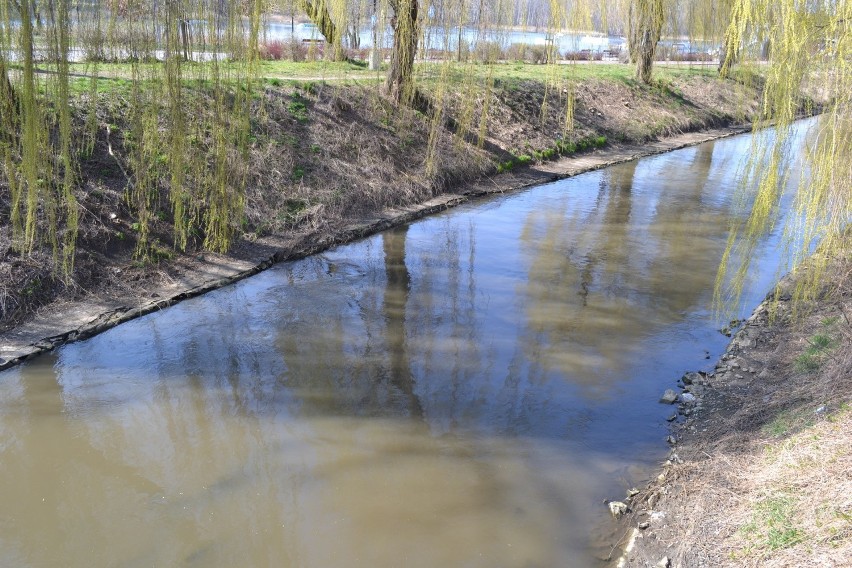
657;557;671;568
666;435;677;445
680;392;696;403
627;488;640;498
687;385;705;397
608;501;629;518
682;371;702;385
660;389;678;404
666;413;677;422
638;521;650;530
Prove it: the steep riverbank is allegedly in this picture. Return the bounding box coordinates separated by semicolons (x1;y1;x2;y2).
614;247;852;567
1;66;770;366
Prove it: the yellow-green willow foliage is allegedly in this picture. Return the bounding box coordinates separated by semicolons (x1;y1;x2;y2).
299;0;344;59
627;0;664;82
1;0;263;268
0;0;78;273
7;0;811;278
715;0;851;311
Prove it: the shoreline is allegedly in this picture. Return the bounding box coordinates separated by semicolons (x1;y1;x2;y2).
613;251;851;566
612;284;783;568
0;124;751;372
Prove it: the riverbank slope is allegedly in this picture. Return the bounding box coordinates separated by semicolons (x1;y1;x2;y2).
2;64;769;366
615;246;852;567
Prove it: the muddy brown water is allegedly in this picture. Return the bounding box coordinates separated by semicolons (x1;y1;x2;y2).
0;120;815;567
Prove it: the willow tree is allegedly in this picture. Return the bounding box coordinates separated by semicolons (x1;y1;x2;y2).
300;0;345;60
385;0;418;102
628;0;664;83
0;56;15;134
0;0;265;268
715;0;852;310
0;0;78;271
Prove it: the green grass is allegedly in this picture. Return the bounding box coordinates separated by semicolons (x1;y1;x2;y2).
795;331;838;373
415;61;717;85
259;59;374;77
741;494;805;551
762;409;814;438
286;93;309;122
495;134;607;173
37;60;721;96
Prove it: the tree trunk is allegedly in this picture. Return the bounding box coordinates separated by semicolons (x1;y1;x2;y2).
718;24;739;78
0;57;19;142
627;2;639;64
385;0;418;103
180;18;191;61
632;0;664;84
300;0;344;61
0;58;15;111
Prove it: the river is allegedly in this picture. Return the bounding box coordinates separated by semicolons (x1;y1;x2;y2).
0;120;815;567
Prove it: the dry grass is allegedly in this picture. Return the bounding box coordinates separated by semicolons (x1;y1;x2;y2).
623;253;852;568
728;404;852;566
2;72;764;334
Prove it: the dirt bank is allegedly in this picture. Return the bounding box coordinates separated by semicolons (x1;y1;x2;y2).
1;67;768;367
613;249;852;567
1;125;756;369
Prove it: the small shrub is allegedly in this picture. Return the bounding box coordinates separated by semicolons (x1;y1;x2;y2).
260;39;307;62
260;40;286;61
505;43;548;64
474;40;504;64
345;47;371;62
564;49;603;61
279;198;308;224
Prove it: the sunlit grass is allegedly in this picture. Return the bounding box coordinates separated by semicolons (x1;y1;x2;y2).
415;61;717;85
41;59;720;88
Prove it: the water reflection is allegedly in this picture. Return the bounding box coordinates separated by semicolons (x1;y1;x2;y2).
0;121;815;567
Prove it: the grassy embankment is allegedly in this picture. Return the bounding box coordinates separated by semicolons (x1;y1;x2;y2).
619;247;851;567
1;62;763;331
